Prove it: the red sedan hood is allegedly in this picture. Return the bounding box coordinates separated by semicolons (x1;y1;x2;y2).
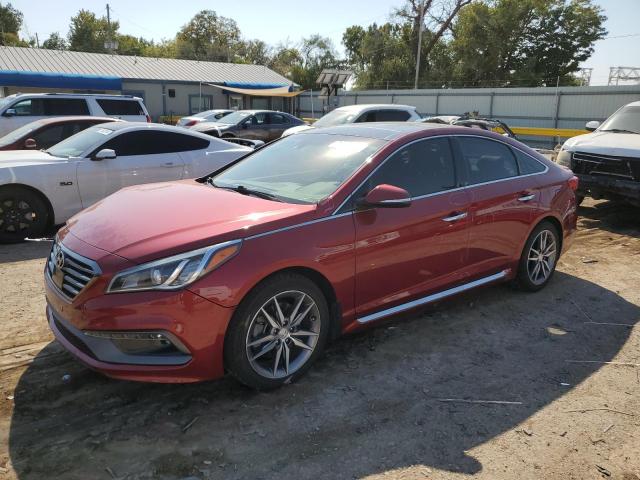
66;180;317;263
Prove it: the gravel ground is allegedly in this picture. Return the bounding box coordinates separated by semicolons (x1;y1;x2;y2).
0;198;638;480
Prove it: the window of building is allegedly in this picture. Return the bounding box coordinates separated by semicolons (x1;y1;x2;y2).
189;95;213;114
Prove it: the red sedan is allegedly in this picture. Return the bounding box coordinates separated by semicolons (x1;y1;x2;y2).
45;123;578;389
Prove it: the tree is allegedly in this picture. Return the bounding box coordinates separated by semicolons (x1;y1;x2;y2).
237;39;271;65
42;32;67;50
450;0;606;86
176;10;241;61
0;2;25;46
116;34;151;56
268;43;303;79
290;35;339;89
68;9;119;53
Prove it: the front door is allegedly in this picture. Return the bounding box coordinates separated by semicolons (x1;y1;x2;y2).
76;130;185;208
352;137;471;319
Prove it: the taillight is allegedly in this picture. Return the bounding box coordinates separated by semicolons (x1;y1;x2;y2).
145;114;151;123
568;175;579;191
184;120;197;127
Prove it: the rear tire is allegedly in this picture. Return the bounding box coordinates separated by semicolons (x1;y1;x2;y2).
515;221;560;292
0;186;49;243
224;273;330;390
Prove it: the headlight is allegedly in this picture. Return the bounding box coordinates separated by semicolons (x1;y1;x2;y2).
107;240;241;293
556;148;572;167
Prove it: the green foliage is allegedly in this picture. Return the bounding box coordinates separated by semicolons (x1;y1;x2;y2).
176;10;241;61
42;32;67;50
68;9;118;53
450;0;606;86
0;1;25;46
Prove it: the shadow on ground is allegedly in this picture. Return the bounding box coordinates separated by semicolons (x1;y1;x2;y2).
578;200;639;237
8;270;638;480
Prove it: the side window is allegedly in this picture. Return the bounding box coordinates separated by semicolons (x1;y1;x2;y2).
11;99;44;116
98;131;209;156
376;110;411;121
253;113;267;125
513;148;546;175
32;125;66;149
43;99;90;115
269;113;289;124
355;111;377;123
455;137;518;185
96;99;144;116
354;137;456;200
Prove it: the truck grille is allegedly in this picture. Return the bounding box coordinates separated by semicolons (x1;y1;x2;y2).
571;152;640;181
47;239;100;300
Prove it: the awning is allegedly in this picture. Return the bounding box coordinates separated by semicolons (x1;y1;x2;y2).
0;70;122;90
207;83;304;97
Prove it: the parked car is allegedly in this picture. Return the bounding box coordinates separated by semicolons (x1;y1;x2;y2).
191;110;304;142
44;123;578;389
176;109;234;128
556;101;640;206
0;93;150;137
0;123;251;242
0;116;121;151
281;104;421;137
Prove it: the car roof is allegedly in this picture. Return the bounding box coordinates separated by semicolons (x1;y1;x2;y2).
331;104;417;113
31;116;121;126
94;122;213;138
5;93;143;100
300;122;472;141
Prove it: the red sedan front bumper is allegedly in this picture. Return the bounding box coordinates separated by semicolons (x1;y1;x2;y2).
44;235;235;383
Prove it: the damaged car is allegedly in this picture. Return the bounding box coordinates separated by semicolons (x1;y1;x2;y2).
557;101;640;206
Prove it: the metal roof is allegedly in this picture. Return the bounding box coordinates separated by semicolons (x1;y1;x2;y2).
0;47;293;86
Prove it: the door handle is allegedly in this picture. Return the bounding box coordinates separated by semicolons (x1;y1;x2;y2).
518;193;535;202
162;162;175;167
442;212;468;222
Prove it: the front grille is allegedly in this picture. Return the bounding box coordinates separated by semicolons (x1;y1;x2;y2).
47;239;100;300
572;151;640;181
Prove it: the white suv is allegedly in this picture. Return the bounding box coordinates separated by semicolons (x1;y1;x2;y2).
281;104;421;137
0;93;150;137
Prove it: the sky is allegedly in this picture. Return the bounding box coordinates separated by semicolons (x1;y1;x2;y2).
14;0;640;86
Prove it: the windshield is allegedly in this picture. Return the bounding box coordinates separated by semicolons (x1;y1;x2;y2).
213;133;385;204
47;126;114;158
314;109;359;127
599;105;640;134
217;111;252;125
0;120;44;147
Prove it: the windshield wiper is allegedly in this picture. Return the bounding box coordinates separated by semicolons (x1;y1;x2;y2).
600;128;639;134
209;180;280;201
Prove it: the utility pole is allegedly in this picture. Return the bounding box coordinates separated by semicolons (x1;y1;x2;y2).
413;1;425;90
35;33;39;48
105;3;116;53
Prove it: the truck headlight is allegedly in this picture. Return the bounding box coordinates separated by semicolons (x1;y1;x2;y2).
107;240;241;293
556;148;572;168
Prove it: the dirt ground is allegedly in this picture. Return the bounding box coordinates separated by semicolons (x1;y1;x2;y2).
0;198;638;480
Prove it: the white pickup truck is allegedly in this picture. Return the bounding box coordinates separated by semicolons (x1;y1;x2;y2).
556;101;640;206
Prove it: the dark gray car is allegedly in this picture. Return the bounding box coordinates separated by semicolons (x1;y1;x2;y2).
191;110;305;142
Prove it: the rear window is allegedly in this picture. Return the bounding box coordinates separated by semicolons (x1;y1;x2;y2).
96;99;145;116
514;149;546;175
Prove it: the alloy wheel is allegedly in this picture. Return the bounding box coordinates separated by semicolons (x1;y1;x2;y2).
527;229;557;285
245;290;321;379
0;198;36;234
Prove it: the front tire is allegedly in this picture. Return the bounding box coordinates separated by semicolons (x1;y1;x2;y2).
515;221;560;292
224;273;330;390
0;186;49;243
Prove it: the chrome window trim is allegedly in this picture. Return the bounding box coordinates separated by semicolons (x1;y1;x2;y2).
357;269;509;324
332;134;549;215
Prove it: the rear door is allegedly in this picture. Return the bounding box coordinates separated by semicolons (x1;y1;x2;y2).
452;136;542;278
76;130;185;208
351;136;471;320
265;113;291;141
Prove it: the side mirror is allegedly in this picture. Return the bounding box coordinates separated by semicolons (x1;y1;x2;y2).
92;148;116;161
357;184;412;209
3;108;16;117
24;138;37;149
585;120;600;132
